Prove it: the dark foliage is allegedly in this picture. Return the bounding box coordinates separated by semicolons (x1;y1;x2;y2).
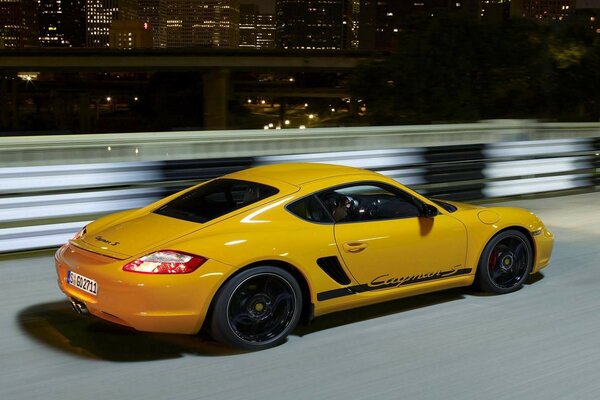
351;15;600;124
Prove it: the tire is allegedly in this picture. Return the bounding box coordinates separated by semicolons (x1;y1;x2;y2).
476;230;533;294
210;266;303;351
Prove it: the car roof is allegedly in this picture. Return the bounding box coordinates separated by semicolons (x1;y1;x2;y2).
230;163;379;186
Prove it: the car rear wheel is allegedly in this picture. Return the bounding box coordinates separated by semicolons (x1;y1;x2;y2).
476;230;533;294
210;266;302;350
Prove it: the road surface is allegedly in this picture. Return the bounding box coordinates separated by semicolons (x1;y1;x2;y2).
1;191;599;400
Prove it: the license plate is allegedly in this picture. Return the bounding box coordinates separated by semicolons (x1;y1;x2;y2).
67;271;98;296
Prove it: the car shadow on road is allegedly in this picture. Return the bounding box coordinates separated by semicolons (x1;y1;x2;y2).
19;275;544;361
295;273;545;335
17;301;242;361
465;272;546;297
294;287;468;336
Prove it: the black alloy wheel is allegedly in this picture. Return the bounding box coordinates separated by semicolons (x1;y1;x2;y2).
210;266;302;350
477;230;533;294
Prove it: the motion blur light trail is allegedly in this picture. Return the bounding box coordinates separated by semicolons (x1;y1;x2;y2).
1;122;598;253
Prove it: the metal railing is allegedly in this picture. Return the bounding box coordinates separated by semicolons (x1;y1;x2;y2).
1;120;599;253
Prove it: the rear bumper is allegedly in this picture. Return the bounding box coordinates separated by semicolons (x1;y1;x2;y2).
54;243;234;334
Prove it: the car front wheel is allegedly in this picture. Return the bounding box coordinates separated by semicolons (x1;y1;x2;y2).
210;266;302;350
476;230;533;294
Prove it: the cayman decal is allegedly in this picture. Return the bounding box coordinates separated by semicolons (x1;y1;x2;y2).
317;266;472;301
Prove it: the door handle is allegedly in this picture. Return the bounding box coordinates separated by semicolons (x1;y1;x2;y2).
343;242;368;253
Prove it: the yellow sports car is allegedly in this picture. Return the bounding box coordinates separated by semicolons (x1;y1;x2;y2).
55;163;554;350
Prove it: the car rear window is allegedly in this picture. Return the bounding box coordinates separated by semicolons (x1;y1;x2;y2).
154;179;279;223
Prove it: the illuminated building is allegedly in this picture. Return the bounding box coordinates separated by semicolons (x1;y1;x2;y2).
255;13;275;49
138;0;160;47
0;0;37;48
109;20;153;49
86;0;137;48
349;0;360;49
358;0;480;50
480;0;510;23
239;3;257;48
275;0;353;50
159;0;240;48
38;0;86;47
240;3;275;49
512;0;576;20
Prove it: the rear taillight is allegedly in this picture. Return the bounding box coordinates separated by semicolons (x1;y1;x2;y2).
123;251;206;274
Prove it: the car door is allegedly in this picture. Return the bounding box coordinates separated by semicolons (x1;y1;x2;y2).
318;182;469;290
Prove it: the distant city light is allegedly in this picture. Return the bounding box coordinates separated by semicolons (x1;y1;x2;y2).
308;114;315;119
299;125;306;129
247;99;252;103
268;123;274;128
106;96;112;102
264;125;269;130
284;120;290;125
17;72;39;81
331;108;336;112
261;100;266;104
134;97;139;101
304;103;309;107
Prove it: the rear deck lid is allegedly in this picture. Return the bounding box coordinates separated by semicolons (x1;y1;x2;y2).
80;212;201;259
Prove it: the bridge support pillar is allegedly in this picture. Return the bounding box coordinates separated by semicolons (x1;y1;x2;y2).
203;68;230;129
0;79;8;130
11;80;19;130
79;93;91;132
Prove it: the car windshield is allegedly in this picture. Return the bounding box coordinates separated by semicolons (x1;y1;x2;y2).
154;179;279;223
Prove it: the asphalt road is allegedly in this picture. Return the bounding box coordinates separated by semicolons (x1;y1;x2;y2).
1;191;600;400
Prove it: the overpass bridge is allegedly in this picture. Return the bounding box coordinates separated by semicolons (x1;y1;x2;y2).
0;49;383;129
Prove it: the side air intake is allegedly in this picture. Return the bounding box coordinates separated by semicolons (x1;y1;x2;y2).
317;256;352;285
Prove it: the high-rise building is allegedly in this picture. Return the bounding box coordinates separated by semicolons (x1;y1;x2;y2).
348;0;360;49
159;0;240;48
109;20;153;49
138;0;160;47
86;0;137;48
255;13;275;49
0;0;37;48
38;0;86;47
276;0;353;50
239;3;257;48
358;0;480;50
512;0;576;20
239;4;275;49
480;0;510;23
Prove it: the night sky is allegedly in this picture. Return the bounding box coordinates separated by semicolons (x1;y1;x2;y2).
242;0;276;13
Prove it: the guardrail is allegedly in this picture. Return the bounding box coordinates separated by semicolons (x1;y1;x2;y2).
1;120;599;253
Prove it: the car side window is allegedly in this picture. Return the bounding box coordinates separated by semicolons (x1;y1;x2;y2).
287;195;333;223
318;183;421;223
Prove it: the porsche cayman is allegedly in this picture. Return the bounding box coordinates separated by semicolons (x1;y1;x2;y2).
55;163;554;350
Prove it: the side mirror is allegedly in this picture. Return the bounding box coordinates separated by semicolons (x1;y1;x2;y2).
421;203;439;218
